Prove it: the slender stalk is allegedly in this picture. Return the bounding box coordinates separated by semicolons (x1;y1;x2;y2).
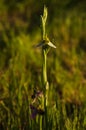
41;7;49;129
42;48;47;86
42;48;48;108
41;7;49;108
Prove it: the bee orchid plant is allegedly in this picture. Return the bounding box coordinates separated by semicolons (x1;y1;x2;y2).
30;6;56;120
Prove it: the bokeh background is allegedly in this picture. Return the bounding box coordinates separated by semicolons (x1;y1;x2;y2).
0;0;86;129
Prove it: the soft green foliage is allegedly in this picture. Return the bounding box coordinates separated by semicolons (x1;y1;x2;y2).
0;0;86;130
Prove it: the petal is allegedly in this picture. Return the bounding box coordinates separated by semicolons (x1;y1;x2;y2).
47;42;56;48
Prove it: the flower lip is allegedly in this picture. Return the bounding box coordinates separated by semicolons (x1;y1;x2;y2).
30;104;45;119
30;105;38;119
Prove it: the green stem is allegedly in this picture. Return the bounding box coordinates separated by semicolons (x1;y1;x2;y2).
42;48;47;85
42;47;49;108
42;47;48;129
41;6;49;129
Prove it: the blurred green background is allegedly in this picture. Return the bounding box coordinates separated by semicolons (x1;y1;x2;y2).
0;0;86;130
0;1;86;127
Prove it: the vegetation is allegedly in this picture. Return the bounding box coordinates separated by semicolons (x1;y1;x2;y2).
0;0;86;130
